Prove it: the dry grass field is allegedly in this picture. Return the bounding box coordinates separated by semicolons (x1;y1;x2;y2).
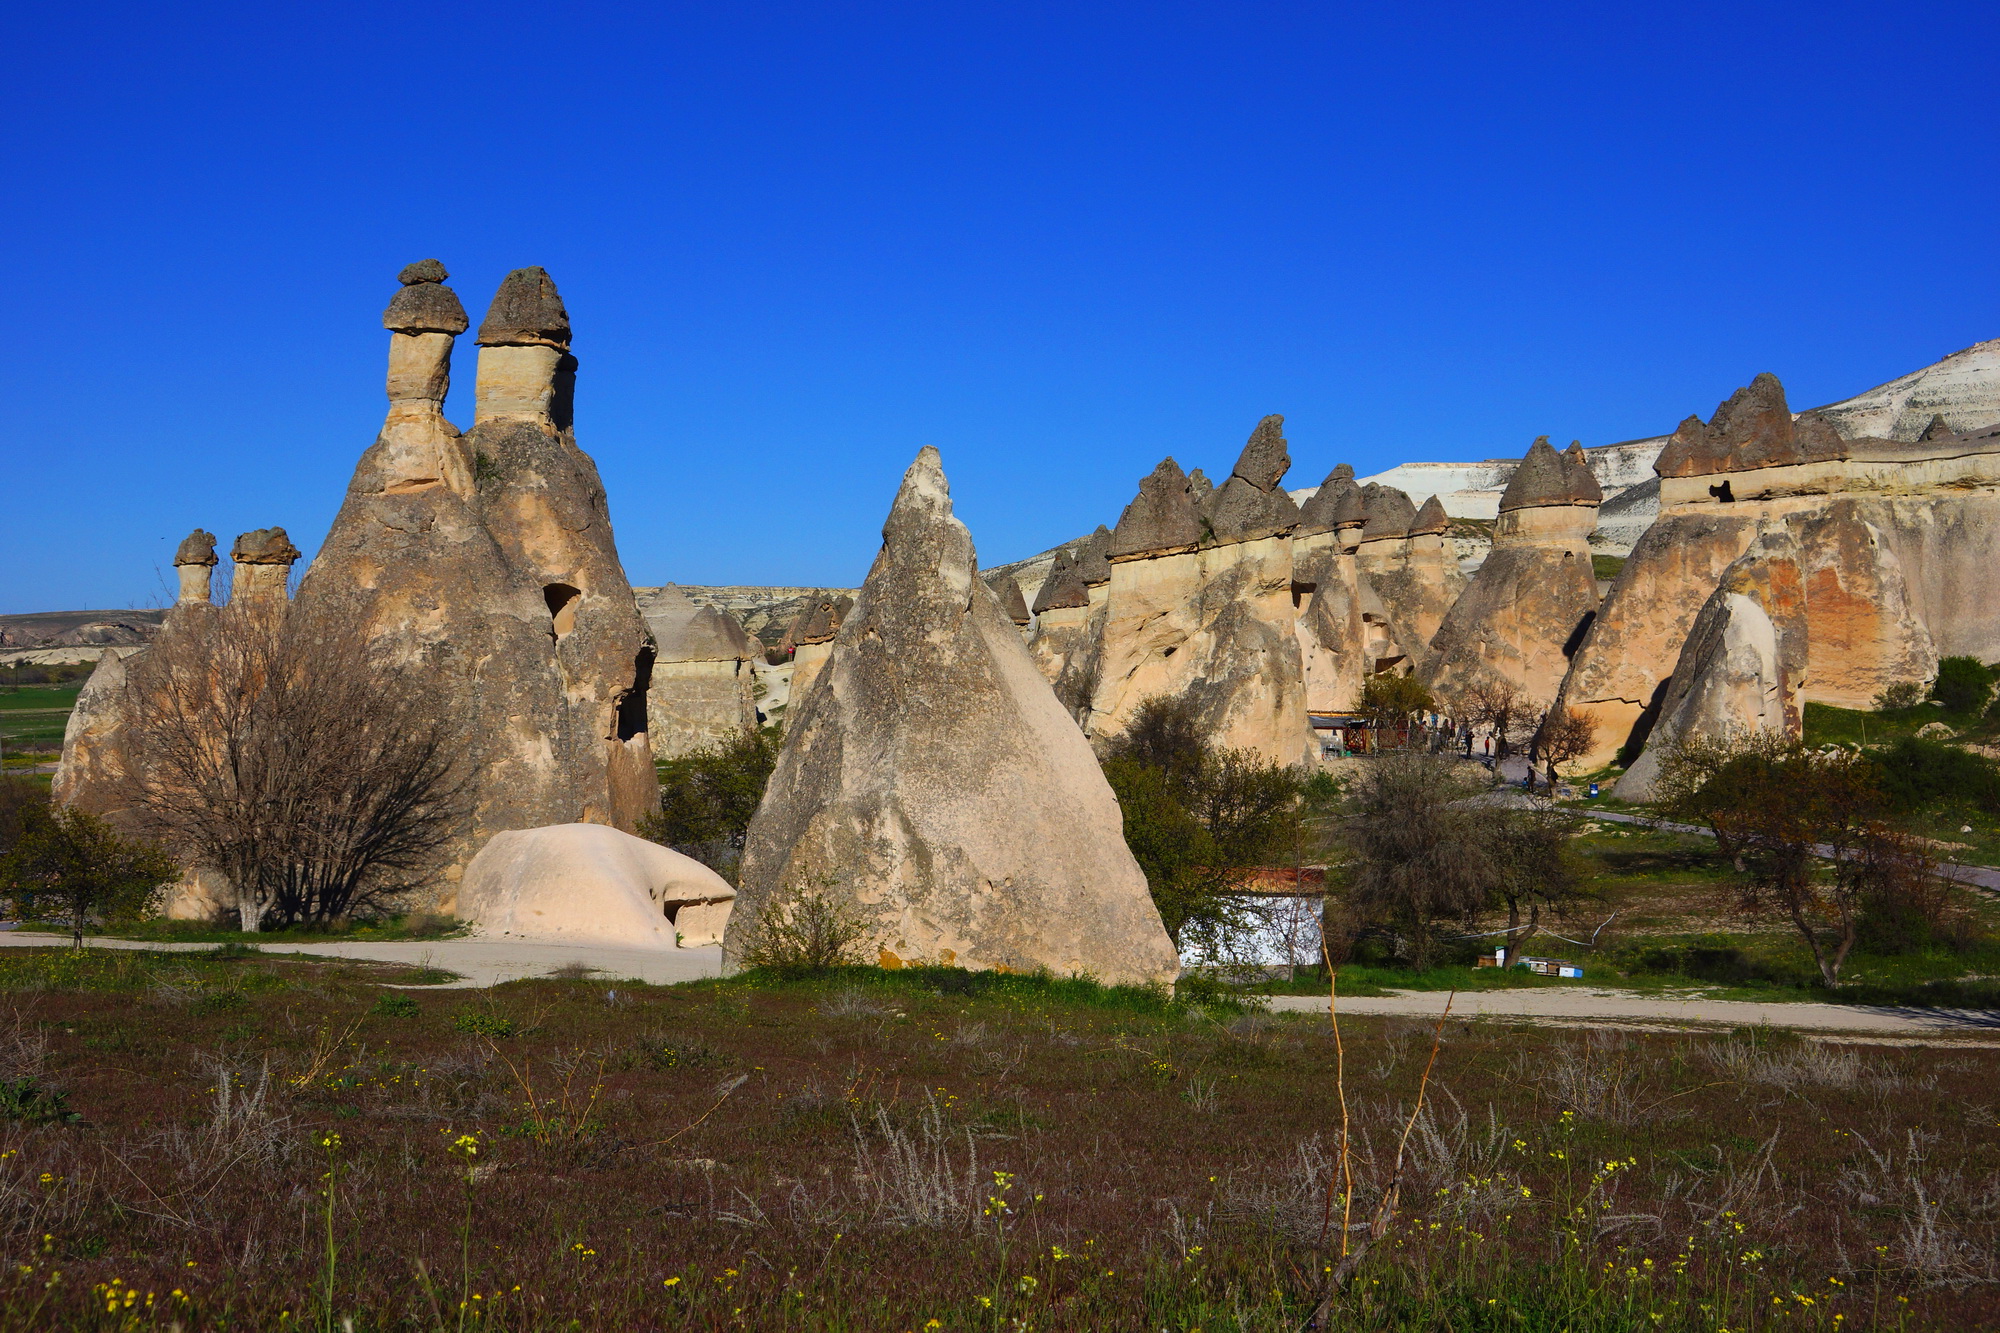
1;946;1996;1330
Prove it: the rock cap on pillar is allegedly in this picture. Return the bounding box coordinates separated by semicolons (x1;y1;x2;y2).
1031;551;1089;613
1358;486;1417;541
1561;441;1602;501
383;260;470;334
1108;457;1204;559
1500;437;1602;511
1654;373;1847;478
173;529;219;567
1295;463;1358;535
986;573;1033;625
476;267;571;349
1409;494;1450;536
1074;526;1114;586
231;528;301;566
1207;414;1302;542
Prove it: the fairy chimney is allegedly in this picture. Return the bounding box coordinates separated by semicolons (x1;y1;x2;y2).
172;529;219;607
230;528;300;604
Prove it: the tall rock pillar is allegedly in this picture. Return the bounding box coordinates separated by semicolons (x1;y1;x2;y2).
173;529;219;606
230;528;300;604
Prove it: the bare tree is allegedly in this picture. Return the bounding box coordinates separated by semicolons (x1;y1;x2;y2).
1530;704;1597;788
1453;680;1531;761
1708;745;1936;988
117;603;467;931
1487;793;1591;965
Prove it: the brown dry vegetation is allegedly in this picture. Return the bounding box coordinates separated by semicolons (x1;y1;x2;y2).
1;949;1997;1330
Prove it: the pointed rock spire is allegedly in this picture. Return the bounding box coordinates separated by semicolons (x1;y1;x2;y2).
1208;414;1302;541
1108;457;1204;559
1918;412;1956;442
732;447;1179;986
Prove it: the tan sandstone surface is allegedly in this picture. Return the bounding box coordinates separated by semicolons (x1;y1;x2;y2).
729;447;1179;986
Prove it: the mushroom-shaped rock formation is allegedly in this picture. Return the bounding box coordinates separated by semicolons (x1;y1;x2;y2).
1356;487;1417;548
785;594;854;709
287;263;658;908
1562;442;1603;502
172;529;219;606
1207;415;1302;543
1108;457;1205;559
639;585;762;758
731;447;1179;986
376;261;473;493
1425;437;1604;703
459;823;734;949
1917;413;1956;443
229;528;301;604
473;267;574;428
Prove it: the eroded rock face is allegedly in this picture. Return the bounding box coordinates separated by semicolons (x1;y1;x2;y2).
1620;528;1809;800
987;572;1033;627
785;593;854;710
640;584;761;757
459;823;734;949
291;264;658;906
1088;428;1314;762
230;528;300;604
1109;457;1205;559
731;448;1179;986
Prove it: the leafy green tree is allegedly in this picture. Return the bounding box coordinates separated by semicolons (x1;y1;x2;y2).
641;725;783;884
1487;794;1592;965
1360;673;1435;732
1101;695;1304;954
1;806;177;948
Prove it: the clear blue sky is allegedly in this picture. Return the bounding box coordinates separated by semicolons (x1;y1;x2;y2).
5;1;1995;613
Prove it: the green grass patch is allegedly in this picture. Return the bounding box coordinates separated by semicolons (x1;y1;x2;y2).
1590;553;1626;581
24;912;469;945
1802;699;1936;747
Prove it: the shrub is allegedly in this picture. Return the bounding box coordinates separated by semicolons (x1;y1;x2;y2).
735;876;870;976
452;1011;515;1037
370;993;421;1018
1873;680;1926;711
1872;736;2000;813
1930;656;1995;715
0;805;178;947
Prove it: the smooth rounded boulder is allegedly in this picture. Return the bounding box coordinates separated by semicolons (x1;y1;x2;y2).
459;823;735;949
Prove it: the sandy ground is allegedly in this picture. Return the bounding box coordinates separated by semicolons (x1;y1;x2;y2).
1262;987;2000;1039
0;929;726;989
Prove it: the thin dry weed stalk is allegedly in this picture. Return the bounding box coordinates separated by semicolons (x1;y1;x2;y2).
1839;1129;2000;1286
848;1091;985;1229
0;1010;48;1083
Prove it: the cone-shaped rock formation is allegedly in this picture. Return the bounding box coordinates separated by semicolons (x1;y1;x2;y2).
731;447;1179;986
639;585;761;757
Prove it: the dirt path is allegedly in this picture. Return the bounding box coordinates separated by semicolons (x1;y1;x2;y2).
0;929;726;988
1262;986;2000;1038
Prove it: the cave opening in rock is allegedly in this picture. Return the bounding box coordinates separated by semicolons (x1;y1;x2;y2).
615;643;654;742
544;583;582;638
